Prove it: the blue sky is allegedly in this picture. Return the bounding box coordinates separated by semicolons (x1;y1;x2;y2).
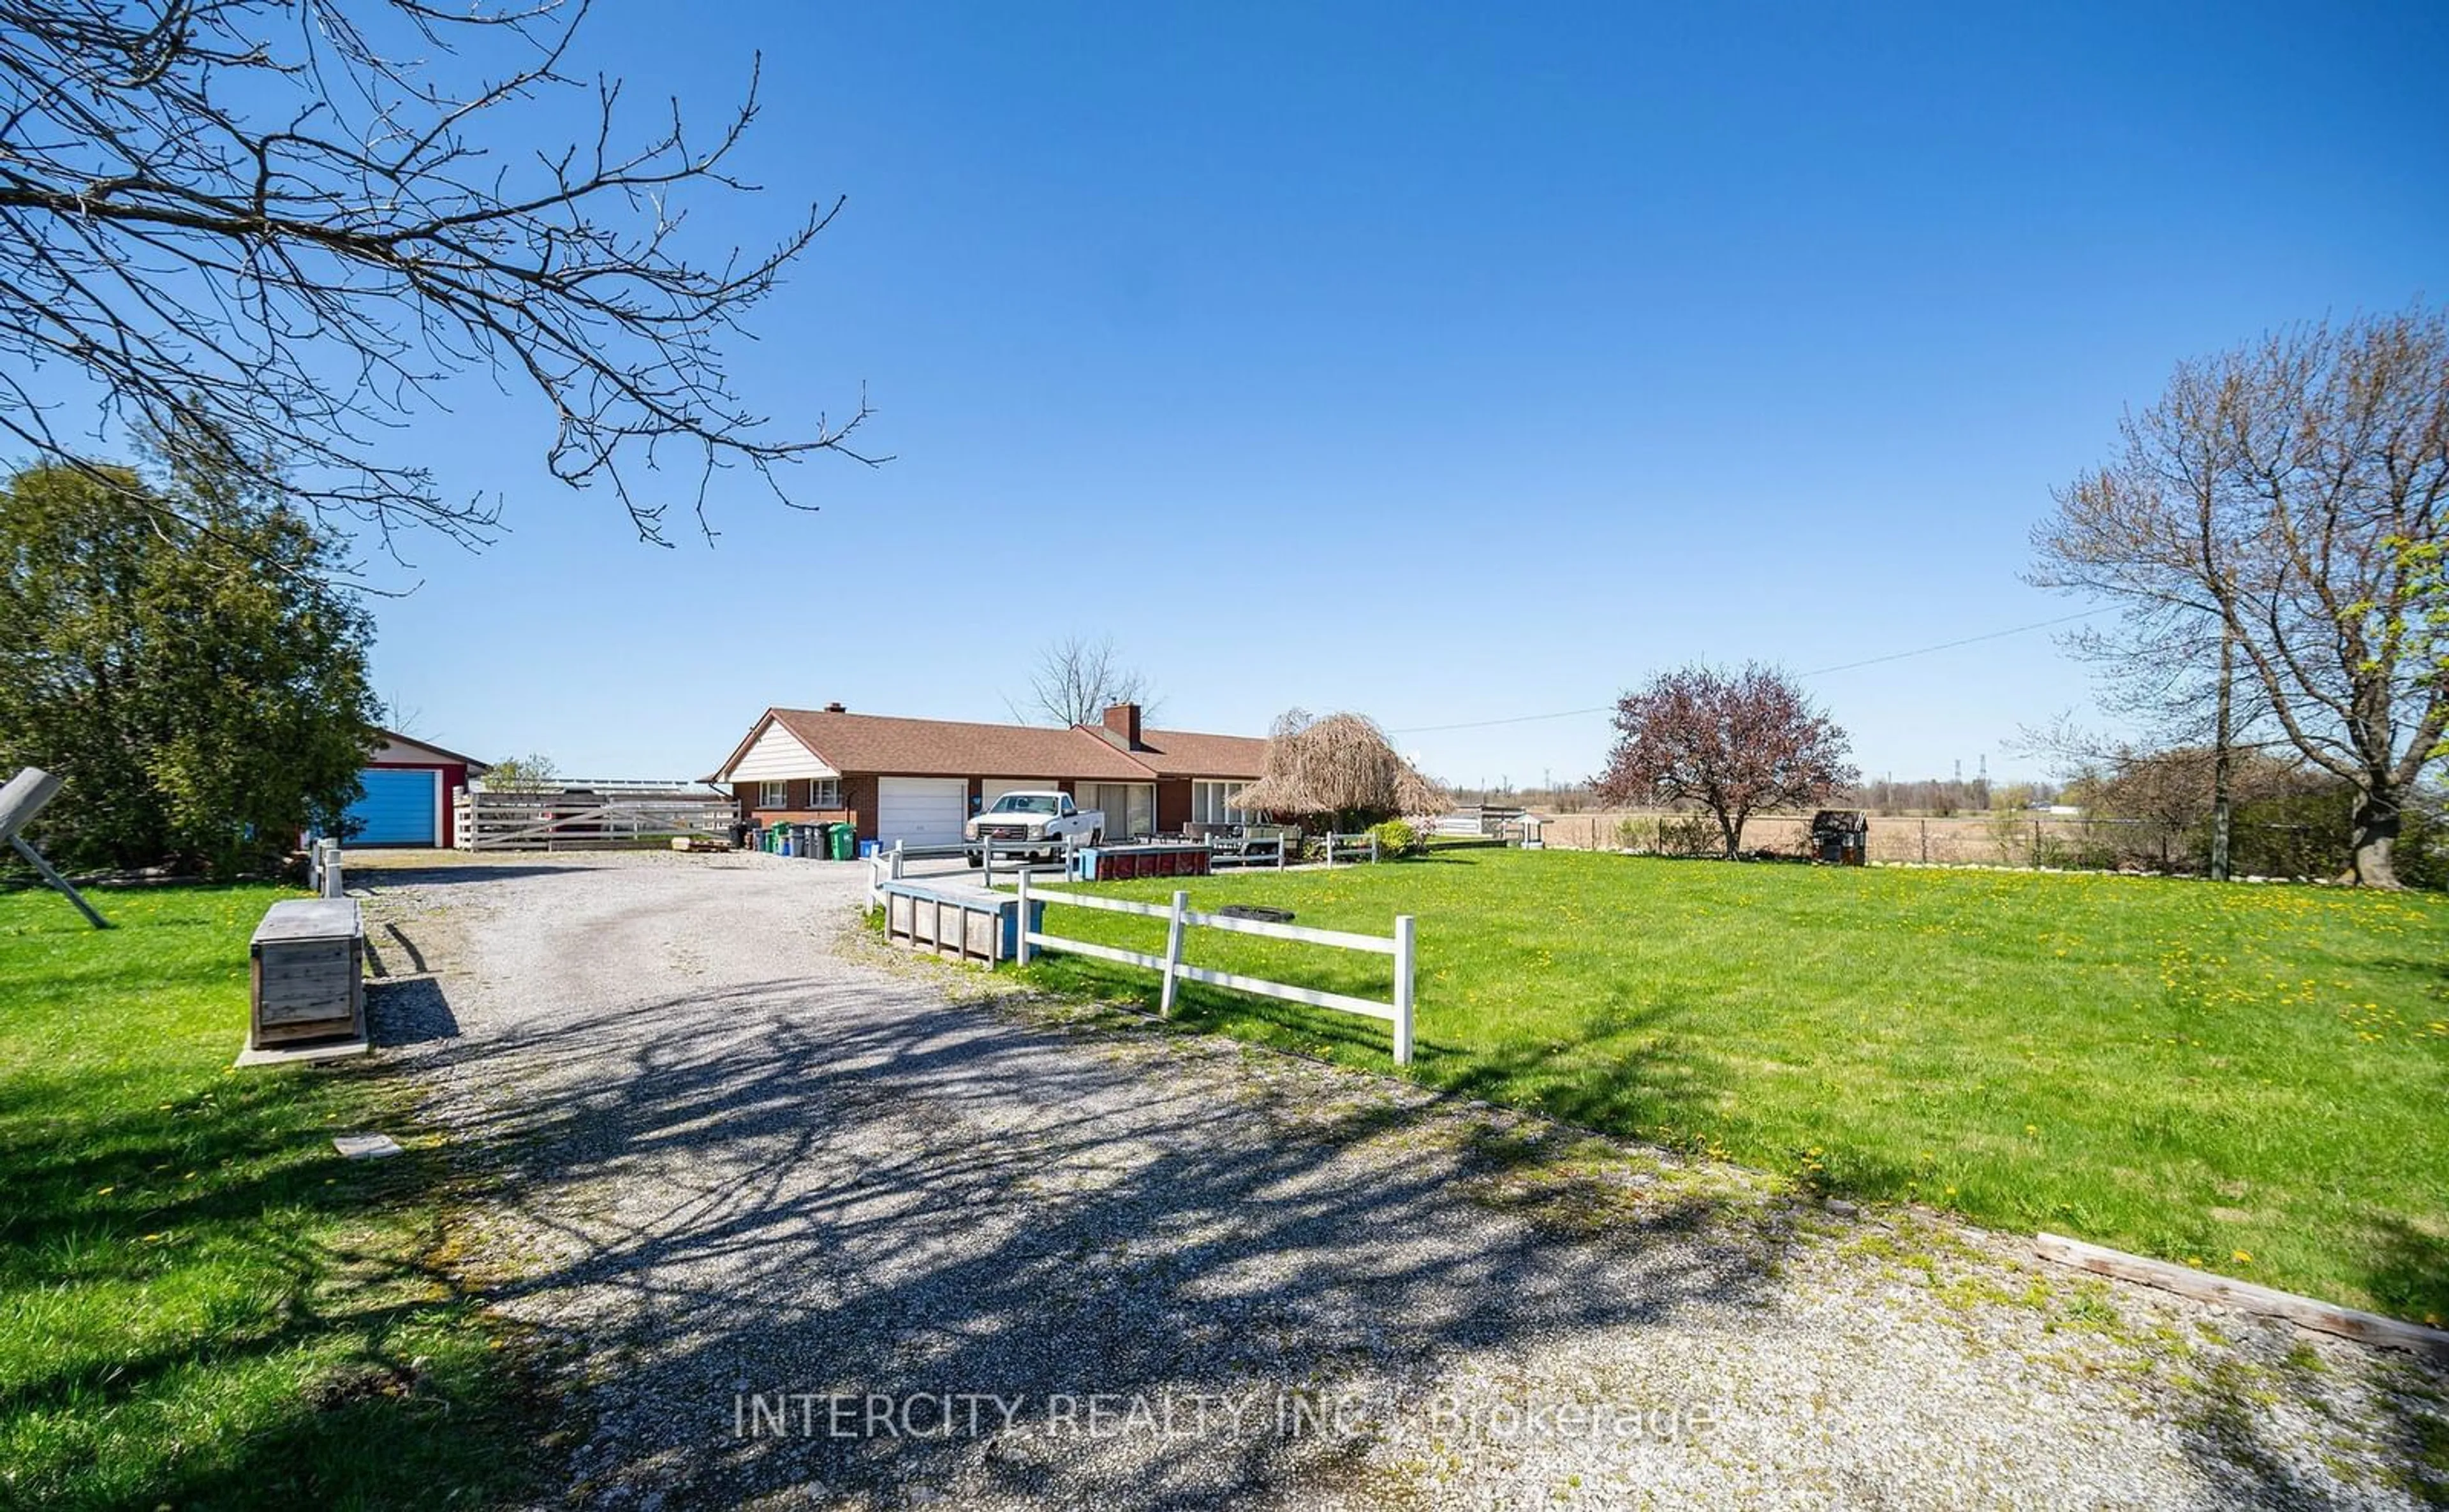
309;5;2447;783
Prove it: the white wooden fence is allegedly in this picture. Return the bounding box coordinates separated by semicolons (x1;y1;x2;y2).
309;837;343;897
1323;831;1380;866
1013;869;1416;1065
455;788;733;851
1432;807;1526;837
865;836;1076;908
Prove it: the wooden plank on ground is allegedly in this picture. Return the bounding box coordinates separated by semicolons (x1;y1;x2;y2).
2033;1232;2449;1360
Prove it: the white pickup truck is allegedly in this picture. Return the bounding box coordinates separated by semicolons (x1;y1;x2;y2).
964;790;1104;863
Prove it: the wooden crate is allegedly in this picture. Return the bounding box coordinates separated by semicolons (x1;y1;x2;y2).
249;899;365;1047
881;881;1028;965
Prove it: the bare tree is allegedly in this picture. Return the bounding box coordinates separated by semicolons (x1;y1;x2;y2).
0;0;881;550
1010;635;1159;729
2032;307;2448;886
1594;663;1857;858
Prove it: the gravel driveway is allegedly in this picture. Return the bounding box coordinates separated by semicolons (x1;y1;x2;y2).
357;851;2446;1510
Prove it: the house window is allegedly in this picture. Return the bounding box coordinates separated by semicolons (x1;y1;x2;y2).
757;781;786;809
807;777;842;809
1193;781;1249;825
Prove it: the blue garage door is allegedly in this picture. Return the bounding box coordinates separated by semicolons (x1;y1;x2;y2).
347;767;439;845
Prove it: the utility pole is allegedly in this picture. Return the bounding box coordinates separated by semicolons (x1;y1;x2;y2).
2210;620;2234;883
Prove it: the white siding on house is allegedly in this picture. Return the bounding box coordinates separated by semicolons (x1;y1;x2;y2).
728;721;839;782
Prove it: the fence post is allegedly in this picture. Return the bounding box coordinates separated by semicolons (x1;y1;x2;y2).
1920;818;1928;865
1658;814;1666;854
321;842;343;899
1159;888;1188;1018
982;837;996;889
2033;818;2042;868
1392;914;1415;1067
1369;831;1380;864
890;839;905;883
1015;867;1033;966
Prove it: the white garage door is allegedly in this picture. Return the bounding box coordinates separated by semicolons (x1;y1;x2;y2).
877;777;969;849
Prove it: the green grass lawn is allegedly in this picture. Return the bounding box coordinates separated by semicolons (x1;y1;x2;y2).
1012;849;2449;1322
0;884;544;1511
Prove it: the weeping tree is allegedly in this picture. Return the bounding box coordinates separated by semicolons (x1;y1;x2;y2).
1232;710;1447;833
2031;307;2448;886
0;0;879;549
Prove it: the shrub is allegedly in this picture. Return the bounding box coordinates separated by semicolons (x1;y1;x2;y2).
1366;818;1419;857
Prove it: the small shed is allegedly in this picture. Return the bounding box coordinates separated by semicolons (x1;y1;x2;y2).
346;730;492;848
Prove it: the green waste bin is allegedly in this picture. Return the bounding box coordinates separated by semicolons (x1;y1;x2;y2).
828;822;856;861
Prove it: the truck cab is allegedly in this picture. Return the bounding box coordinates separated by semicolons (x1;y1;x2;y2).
964;789;1105;863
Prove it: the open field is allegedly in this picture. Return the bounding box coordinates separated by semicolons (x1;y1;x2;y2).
0;884;543;1511
1012;849;2449;1322
1536;809;2346;873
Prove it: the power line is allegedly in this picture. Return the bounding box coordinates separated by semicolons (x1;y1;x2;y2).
1390;703;1612;735
1792;608;2104;677
1386;609;2106;735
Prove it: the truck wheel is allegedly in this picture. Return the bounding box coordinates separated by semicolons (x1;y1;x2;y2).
964;849;982;867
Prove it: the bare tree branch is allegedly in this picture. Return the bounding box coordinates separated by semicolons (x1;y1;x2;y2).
0;0;883;549
2031;306;2448;884
1008;635;1161;730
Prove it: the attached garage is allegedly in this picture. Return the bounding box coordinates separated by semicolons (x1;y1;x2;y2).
876;777;969;849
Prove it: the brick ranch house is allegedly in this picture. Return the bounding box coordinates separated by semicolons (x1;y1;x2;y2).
705;703;1267;849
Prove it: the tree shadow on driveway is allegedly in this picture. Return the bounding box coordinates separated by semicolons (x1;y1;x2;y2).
403;969;1783;1508
384;921;2449;1511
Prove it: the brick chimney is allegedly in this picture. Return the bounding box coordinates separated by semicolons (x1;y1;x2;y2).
1101;702;1142;749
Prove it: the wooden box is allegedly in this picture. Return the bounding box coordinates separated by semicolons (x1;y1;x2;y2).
881;881;1031;965
249;899;365;1048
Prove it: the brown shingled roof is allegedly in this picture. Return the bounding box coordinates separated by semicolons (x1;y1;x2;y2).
1123;727;1269;779
767;708;1160;781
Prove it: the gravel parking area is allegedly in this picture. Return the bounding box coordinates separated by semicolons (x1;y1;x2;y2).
355;851;2448;1510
